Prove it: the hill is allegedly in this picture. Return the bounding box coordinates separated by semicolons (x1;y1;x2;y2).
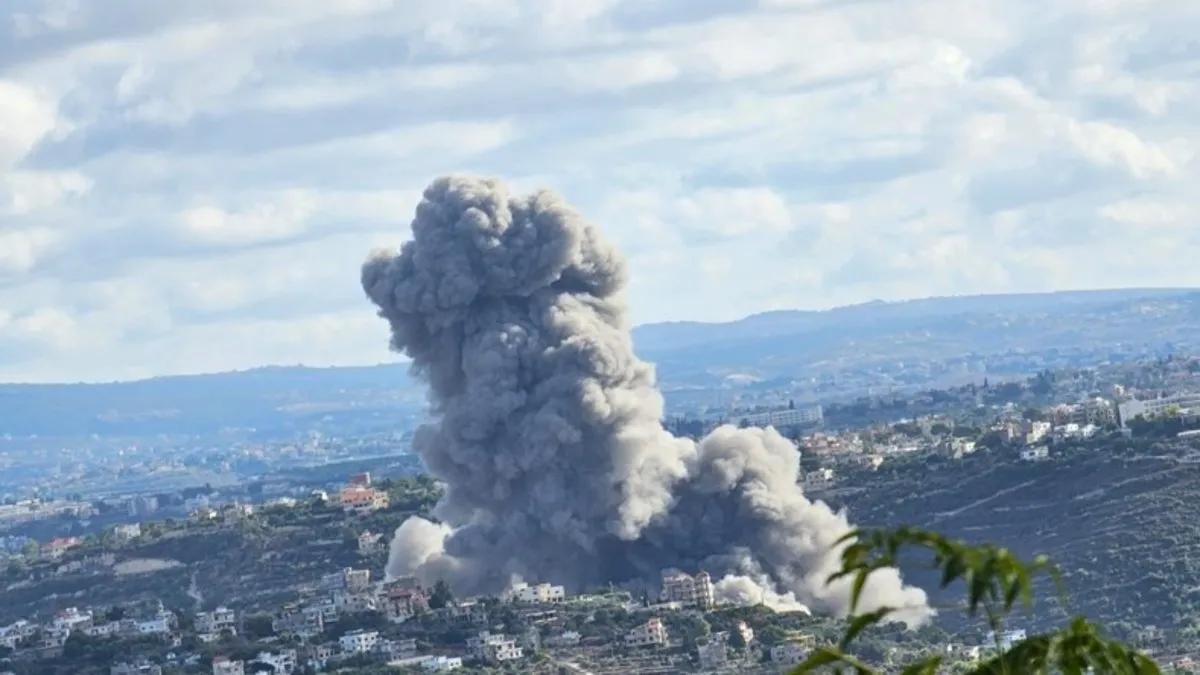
3;287;1200;438
632;288;1200;387
819;439;1200;633
0;364;425;439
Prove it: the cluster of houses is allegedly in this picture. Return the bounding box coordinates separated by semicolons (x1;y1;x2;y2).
1;602;179;656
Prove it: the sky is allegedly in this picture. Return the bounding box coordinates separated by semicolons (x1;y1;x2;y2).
0;0;1198;383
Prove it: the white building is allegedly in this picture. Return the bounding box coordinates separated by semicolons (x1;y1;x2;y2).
738;406;823;429
339;629;380;654
985;629;1027;650
53;607;93;632
625;618;668;648
1025;421;1051;445
467;631;523;664
254;649;297;675
1019;446;1049;462
137;610;175;635
1119;392;1200;427
113;523;142;541
509;582;566;604
0;620;36;649
422;656;464;672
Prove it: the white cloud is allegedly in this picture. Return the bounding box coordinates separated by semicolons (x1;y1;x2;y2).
1;0;1199;381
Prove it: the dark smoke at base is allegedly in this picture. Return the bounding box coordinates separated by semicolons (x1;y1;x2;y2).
362;175;933;626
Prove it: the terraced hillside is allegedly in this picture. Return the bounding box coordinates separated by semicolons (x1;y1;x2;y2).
822;444;1200;633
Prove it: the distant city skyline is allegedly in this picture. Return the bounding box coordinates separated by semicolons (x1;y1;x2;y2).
2;0;1199;382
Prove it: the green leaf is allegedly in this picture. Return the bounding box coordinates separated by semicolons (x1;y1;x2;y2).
839;607;894;650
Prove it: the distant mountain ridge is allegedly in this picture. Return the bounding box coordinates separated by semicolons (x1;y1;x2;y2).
1;287;1198;438
630;287;1199;352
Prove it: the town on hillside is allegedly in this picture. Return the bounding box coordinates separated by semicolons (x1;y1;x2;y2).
6;355;1200;672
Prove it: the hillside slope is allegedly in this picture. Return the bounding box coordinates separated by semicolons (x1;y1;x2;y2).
822;445;1200;632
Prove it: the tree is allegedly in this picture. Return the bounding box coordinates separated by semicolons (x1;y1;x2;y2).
429;579;454;610
790;526;1158;675
243;614;276;641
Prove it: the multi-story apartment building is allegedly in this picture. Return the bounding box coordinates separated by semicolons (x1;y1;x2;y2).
467;632;524;664
508;582;566;604
195;607;237;636
660;569;715;610
1118;391;1200;427
736;406;824;430
625;618;668;648
339;629;380;654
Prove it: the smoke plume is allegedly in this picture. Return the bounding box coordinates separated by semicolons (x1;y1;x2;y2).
362;175;932;626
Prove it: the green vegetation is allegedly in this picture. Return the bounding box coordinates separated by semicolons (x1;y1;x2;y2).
791;526;1156;675
825;437;1200;633
0;479;445;625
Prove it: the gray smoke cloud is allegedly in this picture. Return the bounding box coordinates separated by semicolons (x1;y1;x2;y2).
362;175;933;626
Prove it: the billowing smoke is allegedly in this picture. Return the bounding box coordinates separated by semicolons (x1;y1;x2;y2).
362;175;932;626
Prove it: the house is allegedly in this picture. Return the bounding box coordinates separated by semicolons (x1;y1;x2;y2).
508;582;566;604
113;523;142;542
422;656;463;672
84;622;120;638
211;656;244;675
273;605;324;641
338;486;389;514
358;531;383;555
1019;446;1049;462
1024;421;1051;445
195;607;237;636
0;620;37;648
191;508;219;523
804;467;835;486
466;631;523;664
384;588;428;624
339;629;380;654
321;567;370;592
252;649;297;675
221;503;255;520
53;607;94;632
41;627;70;649
304;643;336;671
136;610;175;635
625;618;668;648
696;633;729;668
